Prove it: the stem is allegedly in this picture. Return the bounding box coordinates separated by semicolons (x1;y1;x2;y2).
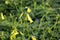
34;1;36;11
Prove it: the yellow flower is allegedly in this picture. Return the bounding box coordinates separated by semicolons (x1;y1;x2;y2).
5;0;9;5
26;14;33;23
1;13;5;20
25;7;31;13
10;28;19;40
31;36;36;40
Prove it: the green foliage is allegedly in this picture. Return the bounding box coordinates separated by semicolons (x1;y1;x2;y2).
0;0;60;40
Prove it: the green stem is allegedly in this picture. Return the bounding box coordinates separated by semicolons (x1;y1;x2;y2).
34;1;36;11
21;0;22;12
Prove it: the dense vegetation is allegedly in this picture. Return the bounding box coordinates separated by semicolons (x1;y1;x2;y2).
0;0;60;40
